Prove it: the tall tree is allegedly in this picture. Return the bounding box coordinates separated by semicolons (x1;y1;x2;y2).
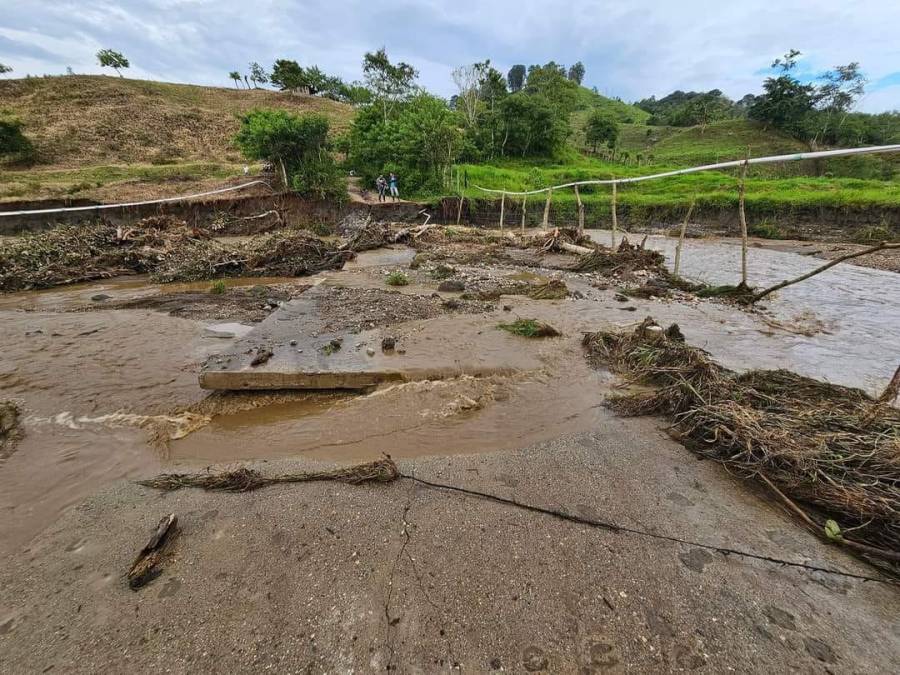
0;63;12;77
585;110;618;152
452;60;490;128
229;71;242;89
362;48;418;123
270;59;306;92
96;49;129;77
248;62;268;88
507;64;526;93
567;61;585;85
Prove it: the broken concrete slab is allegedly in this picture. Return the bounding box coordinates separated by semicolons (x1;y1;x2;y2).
202;322;255;339
199;285;547;390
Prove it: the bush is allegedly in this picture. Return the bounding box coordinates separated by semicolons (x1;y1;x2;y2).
749;221;783;239
209;280;227;294
0;115;35;163
234;109;345;200
385;271;409;286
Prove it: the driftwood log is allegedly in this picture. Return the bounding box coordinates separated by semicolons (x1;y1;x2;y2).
128;513;178;589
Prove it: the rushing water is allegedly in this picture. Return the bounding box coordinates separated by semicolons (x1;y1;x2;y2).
1;236;897;555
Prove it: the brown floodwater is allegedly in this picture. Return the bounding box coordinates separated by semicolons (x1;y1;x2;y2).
1;238;897;556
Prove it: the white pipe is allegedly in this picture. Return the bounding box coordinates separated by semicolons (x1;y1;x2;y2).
471;144;900;196
0;180;273;217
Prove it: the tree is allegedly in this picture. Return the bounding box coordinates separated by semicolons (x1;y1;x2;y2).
96;49;129;77
567;61;585;85
525;62;579;117
270;59;306;91
348;94;461;194
452;60;490;128
229;71;242;89
585;110;619;152
497;92;566;157
668;91;733;131
507;64;526;93
303;66;328;95
248;62;268;88
234;109;344;199
0;63;12;77
363;48;418;123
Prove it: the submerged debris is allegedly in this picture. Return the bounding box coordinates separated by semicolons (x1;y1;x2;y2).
526;279;569;300
0;400;23;460
583;317;900;565
138;457;400;492
498;318;561;338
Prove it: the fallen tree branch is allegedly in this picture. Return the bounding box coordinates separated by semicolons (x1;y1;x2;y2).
128;513;178;589
749;241;900;303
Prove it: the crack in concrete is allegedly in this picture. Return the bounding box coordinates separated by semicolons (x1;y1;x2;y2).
383;487;415;671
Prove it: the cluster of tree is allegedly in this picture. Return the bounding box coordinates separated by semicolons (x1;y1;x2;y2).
233;108;345;200
227;60;371;104
747;50;897;147
505;61;586;92
346;49;461;194
636;90;752;128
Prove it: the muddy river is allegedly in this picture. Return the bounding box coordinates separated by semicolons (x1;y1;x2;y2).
1;235;898;555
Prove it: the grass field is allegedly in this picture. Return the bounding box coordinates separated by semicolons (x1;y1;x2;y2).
451;155;900;212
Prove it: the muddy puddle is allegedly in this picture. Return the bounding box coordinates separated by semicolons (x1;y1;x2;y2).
1;234;897;556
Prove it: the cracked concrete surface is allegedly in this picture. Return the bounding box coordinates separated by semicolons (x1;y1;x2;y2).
1;412;897;673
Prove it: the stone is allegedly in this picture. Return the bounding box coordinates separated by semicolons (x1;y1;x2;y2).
90;294;112;302
203;323;255;339
381;336;396;351
437;280;465;293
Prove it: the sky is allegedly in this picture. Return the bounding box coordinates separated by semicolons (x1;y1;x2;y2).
2;0;899;112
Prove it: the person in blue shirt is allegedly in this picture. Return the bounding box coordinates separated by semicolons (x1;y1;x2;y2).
388;173;399;201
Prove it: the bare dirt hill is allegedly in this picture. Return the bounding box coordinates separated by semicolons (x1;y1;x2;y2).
0;75;354;168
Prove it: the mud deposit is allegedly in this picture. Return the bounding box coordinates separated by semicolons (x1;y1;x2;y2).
1;231;898;558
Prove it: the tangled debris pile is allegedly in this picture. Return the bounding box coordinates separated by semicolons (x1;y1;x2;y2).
0;400;23;460
572;238;665;275
151;230;351;282
583;317;900;566
138;456;400;492
0;218;353;291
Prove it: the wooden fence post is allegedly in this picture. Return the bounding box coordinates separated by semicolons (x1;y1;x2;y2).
574;185;584;235
673;199;695;277
611;179;618;248
456;196;464;225
499;192;505;231
738;152;750;286
521;195;527;232
542;189;552;228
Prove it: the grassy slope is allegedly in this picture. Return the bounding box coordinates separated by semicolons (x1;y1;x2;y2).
455;155;900;212
0;75;353;200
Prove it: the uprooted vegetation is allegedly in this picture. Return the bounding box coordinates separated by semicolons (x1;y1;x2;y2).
0;217;352;292
498;318;561;338
583;317;900;569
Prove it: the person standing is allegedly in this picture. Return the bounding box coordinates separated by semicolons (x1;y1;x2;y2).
389;173;399;201
375;174;387;202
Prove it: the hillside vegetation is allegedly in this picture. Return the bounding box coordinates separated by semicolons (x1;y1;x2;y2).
0;75;353;167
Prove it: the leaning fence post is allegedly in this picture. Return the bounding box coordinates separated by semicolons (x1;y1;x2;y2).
673;199;695;277
499;192;505;231
456;195;464;225
738;151;750;286
574;185;585;235
520;195;527;232
611;179;618;248
542;188;552;228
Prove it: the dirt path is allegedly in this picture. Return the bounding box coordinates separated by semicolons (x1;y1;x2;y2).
347;176;410;205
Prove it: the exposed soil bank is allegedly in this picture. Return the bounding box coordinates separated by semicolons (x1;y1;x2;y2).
0;192;427;235
442;197;900;242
